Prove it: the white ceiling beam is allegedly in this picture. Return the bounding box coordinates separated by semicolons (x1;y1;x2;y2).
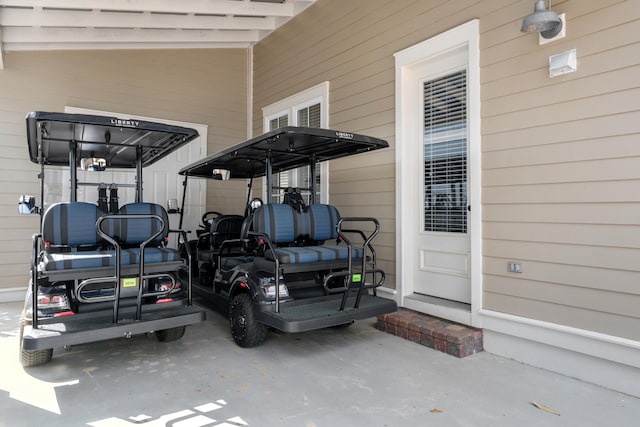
0;1;316;54
0;0;295;17
0;8;277;30
2;41;253;50
1;26;261;45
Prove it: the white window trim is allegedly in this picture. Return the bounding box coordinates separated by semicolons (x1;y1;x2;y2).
262;81;330;203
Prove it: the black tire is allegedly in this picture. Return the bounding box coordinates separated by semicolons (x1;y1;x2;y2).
155;326;186;342
331;321;354;330
19;322;53;367
230;293;266;348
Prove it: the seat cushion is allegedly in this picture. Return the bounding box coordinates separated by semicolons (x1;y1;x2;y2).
121;247;181;264
264;244;363;264
42;250;113;271
42;247;180;271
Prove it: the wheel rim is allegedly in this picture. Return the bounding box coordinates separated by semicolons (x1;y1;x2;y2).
231;301;246;340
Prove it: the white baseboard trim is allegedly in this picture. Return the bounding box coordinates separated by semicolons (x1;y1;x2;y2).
0;287;25;303
376;286;397;298
480;309;640;397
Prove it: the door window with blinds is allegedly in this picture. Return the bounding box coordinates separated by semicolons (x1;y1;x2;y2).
263;82;329;205
423;69;468;233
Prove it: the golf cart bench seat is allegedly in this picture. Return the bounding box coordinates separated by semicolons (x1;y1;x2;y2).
40;201;181;274
252;204;364;266
197;214;245;263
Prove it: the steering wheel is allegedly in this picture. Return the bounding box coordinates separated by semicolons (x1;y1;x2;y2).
201;211;223;229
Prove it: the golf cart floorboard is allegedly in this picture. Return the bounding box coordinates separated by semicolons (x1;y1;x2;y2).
257;293;397;333
22;304;205;350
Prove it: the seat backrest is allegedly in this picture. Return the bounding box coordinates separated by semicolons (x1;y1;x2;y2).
252;204;296;244
239;215;253;241
209;214;244;247
305;204;340;241
116;202;169;245
42;202;104;247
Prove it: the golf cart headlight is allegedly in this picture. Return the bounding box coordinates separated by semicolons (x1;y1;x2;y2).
259;276;288;298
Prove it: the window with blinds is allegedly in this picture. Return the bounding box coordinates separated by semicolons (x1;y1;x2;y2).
423;70;468;233
269;102;322;204
269;115;288;131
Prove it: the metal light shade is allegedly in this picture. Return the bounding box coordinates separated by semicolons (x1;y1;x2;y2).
521;0;563;39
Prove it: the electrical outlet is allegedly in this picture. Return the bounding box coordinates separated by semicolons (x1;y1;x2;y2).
508;262;523;273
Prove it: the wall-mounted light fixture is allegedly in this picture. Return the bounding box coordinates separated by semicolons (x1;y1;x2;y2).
521;0;563;39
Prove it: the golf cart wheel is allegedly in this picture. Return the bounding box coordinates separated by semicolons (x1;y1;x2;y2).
331;321;354;330
155;326;186;342
19;322;53;367
21;348;53;367
230;293;266;348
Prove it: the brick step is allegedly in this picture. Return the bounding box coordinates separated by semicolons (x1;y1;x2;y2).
376;309;483;358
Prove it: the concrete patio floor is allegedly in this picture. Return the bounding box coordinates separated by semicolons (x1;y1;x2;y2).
1;299;639;427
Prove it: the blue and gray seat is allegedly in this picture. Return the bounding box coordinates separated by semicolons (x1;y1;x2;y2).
40;201;181;277
251;203;364;271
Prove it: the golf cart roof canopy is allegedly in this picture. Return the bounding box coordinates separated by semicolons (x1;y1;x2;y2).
26;111;199;168
179;126;389;179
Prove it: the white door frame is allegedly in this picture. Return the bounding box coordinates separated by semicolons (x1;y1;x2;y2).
394;20;482;327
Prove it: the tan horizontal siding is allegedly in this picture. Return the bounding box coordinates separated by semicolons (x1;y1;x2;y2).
484;222;640;249
483;203;640;225
484;257;639;296
484;292;640;341
484;156;640;186
253;0;640;340
485;275;640;318
484;111;640;153
0;48;247;291
483;181;640;204
483;134;640;169
484;239;638;272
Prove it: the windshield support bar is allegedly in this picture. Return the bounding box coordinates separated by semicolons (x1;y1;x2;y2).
179;175;188;230
265;153;273;203
135;145;143;203
69;141;78;202
309;154;317;204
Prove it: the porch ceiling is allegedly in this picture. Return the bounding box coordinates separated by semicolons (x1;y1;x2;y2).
0;0;315;68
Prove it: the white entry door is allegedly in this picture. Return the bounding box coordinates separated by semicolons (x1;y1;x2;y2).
409;47;471;304
145;140;206;246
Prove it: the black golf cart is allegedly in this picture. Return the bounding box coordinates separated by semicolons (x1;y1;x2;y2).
178;126;397;347
18;111;206;366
